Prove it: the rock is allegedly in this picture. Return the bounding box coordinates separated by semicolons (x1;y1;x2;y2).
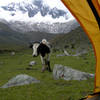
56;50;70;57
56;54;65;57
11;52;15;56
57;50;88;57
1;74;40;88
64;49;70;56
53;64;94;80
29;61;36;66
72;50;87;56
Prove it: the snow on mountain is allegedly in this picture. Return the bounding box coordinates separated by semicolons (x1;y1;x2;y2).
8;19;79;34
0;0;79;34
0;0;74;22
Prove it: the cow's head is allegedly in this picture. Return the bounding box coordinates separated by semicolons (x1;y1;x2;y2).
32;42;40;57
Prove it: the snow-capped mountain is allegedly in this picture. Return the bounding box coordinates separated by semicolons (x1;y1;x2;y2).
7;19;79;34
0;0;79;34
0;0;73;22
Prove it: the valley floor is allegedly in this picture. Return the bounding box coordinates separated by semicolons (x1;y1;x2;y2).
0;49;95;100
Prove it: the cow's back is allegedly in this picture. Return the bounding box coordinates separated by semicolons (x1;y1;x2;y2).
37;43;50;57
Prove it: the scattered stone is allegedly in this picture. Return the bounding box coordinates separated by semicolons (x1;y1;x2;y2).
11;52;15;56
29;61;36;66
57;50;87;57
53;64;94;80
27;61;37;70
56;54;65;57
56;50;70;57
1;74;40;88
64;49;70;56
72;50;87;56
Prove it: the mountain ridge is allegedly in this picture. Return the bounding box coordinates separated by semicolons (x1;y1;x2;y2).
0;21;55;50
0;21;91;51
50;26;92;50
0;0;77;34
7;19;79;33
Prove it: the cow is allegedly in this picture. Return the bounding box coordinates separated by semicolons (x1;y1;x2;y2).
30;39;52;72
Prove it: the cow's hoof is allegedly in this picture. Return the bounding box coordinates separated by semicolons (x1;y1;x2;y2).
41;67;46;72
26;67;32;70
46;67;48;70
49;70;52;72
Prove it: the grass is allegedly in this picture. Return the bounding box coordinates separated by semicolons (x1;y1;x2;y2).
0;49;96;100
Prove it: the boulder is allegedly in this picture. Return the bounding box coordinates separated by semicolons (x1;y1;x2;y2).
1;74;40;88
53;64;94;80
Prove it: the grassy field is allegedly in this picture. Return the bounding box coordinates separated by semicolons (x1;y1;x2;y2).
0;49;96;100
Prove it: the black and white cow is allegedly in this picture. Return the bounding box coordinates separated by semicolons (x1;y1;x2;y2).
30;39;52;72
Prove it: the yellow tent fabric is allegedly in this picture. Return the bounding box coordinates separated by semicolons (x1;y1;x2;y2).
80;93;100;100
61;0;100;99
98;0;100;6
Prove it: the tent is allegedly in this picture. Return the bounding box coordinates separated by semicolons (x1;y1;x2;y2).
61;0;100;99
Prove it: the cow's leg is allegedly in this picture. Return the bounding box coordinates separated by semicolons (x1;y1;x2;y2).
40;56;46;72
47;61;52;72
46;54;52;72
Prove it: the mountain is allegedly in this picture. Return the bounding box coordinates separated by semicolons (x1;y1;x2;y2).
1;0;68;19
0;0;81;50
0;0;71;22
0;20;91;51
0;0;78;33
8;19;79;33
0;21;55;50
50;26;92;50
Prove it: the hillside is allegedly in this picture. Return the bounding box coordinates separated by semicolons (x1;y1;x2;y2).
0;47;95;100
50;26;92;50
0;21;92;51
0;22;55;50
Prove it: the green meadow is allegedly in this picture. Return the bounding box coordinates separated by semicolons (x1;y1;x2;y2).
0;49;96;100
